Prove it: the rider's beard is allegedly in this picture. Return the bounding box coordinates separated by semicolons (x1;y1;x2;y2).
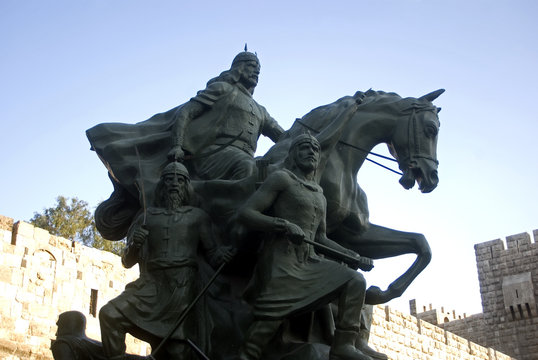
165;188;187;211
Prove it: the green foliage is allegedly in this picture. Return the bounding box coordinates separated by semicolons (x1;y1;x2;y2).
30;196;125;255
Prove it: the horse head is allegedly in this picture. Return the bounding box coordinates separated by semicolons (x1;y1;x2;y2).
388;89;444;193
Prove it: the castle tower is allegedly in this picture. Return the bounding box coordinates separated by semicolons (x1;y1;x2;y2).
473;230;538;359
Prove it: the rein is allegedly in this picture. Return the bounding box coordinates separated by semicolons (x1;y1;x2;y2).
294;119;403;176
295;103;439;176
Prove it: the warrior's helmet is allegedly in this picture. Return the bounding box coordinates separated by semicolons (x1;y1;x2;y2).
161;161;190;180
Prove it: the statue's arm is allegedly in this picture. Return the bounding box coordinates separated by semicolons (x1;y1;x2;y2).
169;100;207;160
239;171;292;233
197;210;234;267
262;113;285;143
169;81;233;160
315;214;356;255
122;215;146;268
315;215;374;271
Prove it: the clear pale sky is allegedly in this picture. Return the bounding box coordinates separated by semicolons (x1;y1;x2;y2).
1;1;537;315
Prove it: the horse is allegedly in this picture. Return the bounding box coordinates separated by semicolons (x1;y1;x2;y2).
260;88;443;304
87;88;443;359
89;88;443;304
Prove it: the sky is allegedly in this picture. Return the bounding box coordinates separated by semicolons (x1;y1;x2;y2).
1;0;537;315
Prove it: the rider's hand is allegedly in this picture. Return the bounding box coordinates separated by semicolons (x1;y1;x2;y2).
285;222;305;245
346;250;374;272
209;246;236;268
167;146;185;161
132;225;149;248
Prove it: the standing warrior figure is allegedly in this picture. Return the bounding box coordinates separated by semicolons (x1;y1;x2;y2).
168;50;284;180
237;134;375;360
99;162;232;360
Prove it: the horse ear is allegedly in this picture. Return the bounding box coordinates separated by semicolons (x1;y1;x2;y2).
419;89;445;102
437;107;442;113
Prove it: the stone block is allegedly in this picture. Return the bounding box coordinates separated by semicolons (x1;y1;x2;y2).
13;318;29;334
12;221;35;244
1;230;12;244
33;227;51;245
506;232;531;251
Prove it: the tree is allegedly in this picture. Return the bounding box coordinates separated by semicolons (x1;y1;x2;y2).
30;196;125;255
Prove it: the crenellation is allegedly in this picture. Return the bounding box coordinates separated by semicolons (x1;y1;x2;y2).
475;238;505;253
415;229;538;360
506;232;532;251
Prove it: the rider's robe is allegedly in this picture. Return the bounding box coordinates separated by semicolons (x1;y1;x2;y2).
244;170;359;319
188;81;283;180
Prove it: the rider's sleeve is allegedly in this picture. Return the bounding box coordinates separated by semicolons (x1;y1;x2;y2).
191;81;233;107
260;105;285;142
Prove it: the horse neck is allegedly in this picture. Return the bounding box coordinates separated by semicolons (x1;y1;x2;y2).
336;111;399;176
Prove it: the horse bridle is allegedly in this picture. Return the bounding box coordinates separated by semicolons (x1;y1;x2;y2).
294;104;439;176
396;106;440;171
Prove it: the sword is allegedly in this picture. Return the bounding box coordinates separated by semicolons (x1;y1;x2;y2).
302;238;373;271
134;146;147;225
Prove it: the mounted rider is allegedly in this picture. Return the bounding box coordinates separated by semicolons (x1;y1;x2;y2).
168;50;284;180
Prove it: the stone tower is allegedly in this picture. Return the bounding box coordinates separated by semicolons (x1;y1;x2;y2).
473;230;538;359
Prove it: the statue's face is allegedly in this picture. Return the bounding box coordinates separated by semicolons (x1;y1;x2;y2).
293;141;320;173
162;173;188;198
239;60;260;88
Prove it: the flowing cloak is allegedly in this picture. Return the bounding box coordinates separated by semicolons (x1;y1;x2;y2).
85;98;217;209
86;81;280;239
244;170;358;319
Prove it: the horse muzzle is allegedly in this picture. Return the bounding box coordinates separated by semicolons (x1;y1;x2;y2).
417;168;438;193
399;160;439;193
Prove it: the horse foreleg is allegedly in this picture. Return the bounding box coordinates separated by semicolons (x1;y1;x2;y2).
333;223;432;304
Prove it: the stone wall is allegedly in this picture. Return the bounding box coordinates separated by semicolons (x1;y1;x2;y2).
0;215;149;359
412;230;538;360
0;214;515;360
368;305;513;360
410;299;469;326
472;231;538;360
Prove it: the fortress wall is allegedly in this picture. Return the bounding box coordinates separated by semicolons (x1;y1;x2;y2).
0;215;149;359
368;305;514;360
412;230;538;360
472;231;538;360
0;214;515;360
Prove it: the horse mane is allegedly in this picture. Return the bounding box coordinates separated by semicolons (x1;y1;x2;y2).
361;89;438;116
300;90;403;125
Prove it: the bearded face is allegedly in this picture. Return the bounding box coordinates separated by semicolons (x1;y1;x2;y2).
292;141;320;173
238;60;260;89
156;174;190;210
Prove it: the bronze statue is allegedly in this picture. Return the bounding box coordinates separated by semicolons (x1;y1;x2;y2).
98;162;232;360
167;50;284;180
237;134;374;360
81;50;445;360
51;311;144;360
86;50;284;240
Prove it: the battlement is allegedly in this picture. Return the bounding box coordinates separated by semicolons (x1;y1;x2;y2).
409;299;468;325
474;230;538;257
454;229;538;360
